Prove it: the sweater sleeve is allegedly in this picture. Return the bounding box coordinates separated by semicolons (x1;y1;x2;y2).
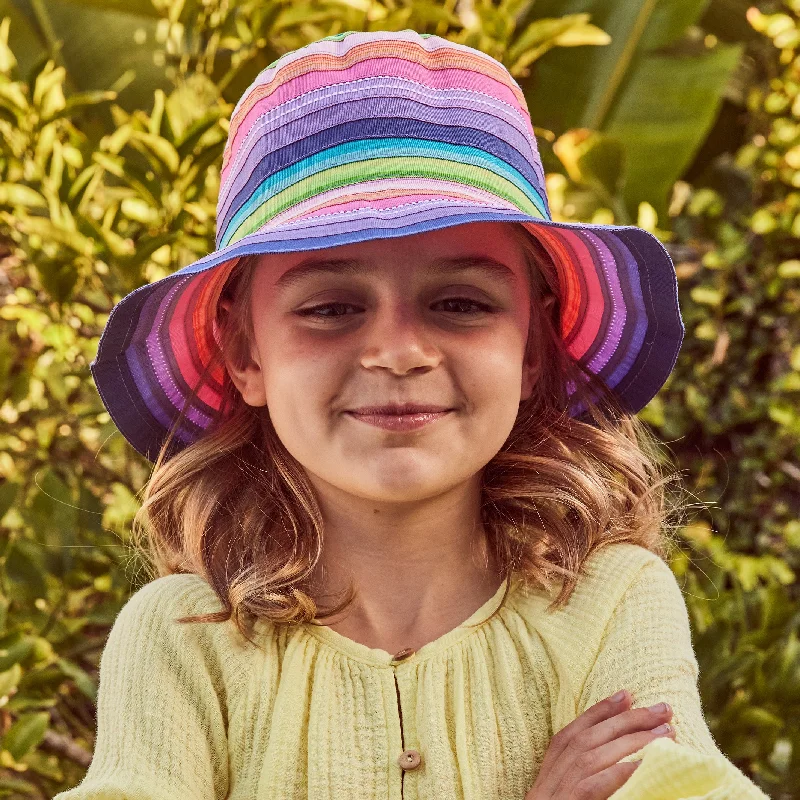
577;554;770;800
53;575;231;800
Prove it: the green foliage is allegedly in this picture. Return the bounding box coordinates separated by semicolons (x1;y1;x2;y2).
0;1;797;797
548;3;800;794
516;0;744;223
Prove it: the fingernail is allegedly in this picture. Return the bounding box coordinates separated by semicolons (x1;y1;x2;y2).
650;723;671;734
610;690;627;702
648;702;670;713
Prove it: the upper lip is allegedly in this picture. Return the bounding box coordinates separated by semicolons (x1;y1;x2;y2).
348;404;453;415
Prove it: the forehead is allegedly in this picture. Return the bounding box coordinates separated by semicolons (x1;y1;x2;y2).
255;222;531;289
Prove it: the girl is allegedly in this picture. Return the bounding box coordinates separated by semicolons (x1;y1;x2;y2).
58;29;769;800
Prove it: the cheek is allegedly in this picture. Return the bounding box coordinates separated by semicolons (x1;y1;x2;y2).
261;334;347;413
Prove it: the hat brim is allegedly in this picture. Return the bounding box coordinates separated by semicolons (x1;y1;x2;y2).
90;206;683;462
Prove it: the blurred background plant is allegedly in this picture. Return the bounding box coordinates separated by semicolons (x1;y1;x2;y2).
0;0;797;796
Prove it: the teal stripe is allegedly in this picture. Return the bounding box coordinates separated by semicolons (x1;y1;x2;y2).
221;138;547;246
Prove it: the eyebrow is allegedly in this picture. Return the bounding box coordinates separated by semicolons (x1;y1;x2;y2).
274;255;518;290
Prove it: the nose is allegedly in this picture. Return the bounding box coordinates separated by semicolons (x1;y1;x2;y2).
358;299;443;376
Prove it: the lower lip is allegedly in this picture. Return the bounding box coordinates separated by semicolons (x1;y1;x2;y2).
346;411;452;430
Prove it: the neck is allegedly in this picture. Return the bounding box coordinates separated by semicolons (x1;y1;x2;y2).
304;471;504;654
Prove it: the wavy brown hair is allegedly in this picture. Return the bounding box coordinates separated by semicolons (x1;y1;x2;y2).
130;222;687;643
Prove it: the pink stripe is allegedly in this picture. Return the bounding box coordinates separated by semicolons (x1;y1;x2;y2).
148;274;221;418
266;179;508;226
298;193;499;219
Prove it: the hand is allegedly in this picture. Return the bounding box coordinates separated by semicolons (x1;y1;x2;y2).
524;690;676;800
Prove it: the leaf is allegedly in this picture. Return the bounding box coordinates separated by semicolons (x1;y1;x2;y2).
777;259;800;278
0;17;17;74
128;130;181;175
32;62;65;108
175;108;226;160
9;0;170;115
40;89;117;124
14;214;95;256
691;286;724;307
0;635;34;672
507;15;589;64
0;183;45;208
1;711;50;760
120;196;159;225
0;81;29;113
0;664;22;702
518;0;742;220
116;231;179;273
0;481;18;522
554;22;612;47
56;658;97;703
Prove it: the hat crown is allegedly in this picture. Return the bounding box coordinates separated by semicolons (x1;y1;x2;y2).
214;29;551;250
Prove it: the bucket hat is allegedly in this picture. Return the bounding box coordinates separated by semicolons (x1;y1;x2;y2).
90;29;684;463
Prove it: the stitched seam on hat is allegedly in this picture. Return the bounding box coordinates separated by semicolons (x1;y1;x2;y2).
609;230;658;391
245;34;502;101
275;191;503;220
268;196;512;227
222;75;534;194
220;130;539;232
583;230;622;376
227;37;517;140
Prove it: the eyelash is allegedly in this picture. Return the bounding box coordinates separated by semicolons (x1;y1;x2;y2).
296;298;495;319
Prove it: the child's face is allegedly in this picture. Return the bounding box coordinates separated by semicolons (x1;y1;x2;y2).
225;221;549;503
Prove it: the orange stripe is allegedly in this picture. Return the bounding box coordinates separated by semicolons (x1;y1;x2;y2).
521;223;582;341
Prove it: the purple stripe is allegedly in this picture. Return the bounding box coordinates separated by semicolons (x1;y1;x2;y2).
601;233;648;388
125;340;179;434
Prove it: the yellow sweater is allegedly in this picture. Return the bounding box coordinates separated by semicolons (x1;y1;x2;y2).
54;543;769;799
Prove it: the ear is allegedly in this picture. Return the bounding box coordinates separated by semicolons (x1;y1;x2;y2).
218;298;269;407
520;294;557;402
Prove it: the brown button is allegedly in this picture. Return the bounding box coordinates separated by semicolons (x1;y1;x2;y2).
392;647;416;662
397;749;422;771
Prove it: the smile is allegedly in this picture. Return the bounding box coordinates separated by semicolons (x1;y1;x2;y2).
345;410;452;431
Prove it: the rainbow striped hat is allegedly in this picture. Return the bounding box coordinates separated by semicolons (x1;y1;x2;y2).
90;29;684;463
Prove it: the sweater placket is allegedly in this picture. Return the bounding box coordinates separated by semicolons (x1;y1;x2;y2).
391;654;421;800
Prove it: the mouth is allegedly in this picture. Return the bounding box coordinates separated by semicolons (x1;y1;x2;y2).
347;404;453;415
345;407;453;431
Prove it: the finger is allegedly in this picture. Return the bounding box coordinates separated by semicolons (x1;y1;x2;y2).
534;692;632;795
548;692;632;761
569;760;642;800
571;703;674;754
560;725;675;794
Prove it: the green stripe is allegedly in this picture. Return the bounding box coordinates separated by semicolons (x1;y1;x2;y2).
226;157;546;245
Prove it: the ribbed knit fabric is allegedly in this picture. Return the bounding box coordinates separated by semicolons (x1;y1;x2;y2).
54;543;768;799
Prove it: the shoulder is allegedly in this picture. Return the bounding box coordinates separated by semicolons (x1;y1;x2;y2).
570;542;689;631
115;572;224;624
580;542;679;604
509;543;686;665
107;573;257;697
511;542;677;618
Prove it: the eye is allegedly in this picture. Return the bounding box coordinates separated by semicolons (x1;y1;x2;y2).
295;298;495;319
436;298;494;315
